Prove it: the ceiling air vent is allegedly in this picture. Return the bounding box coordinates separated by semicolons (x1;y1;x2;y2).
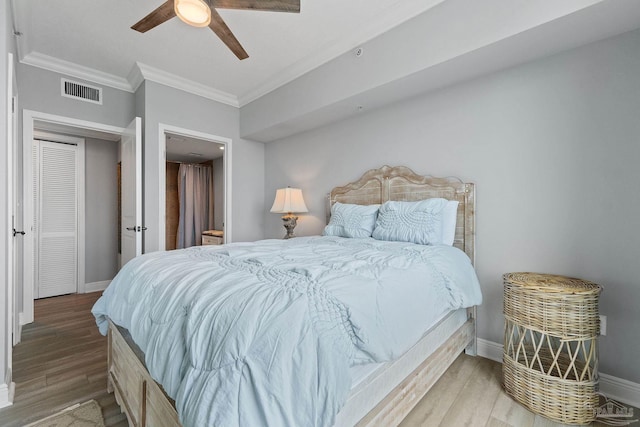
61;78;102;105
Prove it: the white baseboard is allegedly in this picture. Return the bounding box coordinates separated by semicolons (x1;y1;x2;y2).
84;280;111;293
599;373;640;409
477;338;503;363
14;321;22;346
476;339;640;408
0;380;15;408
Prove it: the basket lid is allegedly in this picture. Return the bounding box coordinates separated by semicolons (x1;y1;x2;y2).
503;272;601;294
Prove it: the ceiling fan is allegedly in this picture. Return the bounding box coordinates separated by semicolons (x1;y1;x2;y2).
131;0;301;60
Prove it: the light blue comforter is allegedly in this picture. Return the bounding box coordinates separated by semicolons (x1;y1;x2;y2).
92;236;481;427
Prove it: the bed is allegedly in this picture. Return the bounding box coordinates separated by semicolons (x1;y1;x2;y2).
93;165;480;427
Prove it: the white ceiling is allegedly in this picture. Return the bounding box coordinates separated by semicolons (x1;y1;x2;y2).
12;0;444;105
12;0;640;115
166;134;225;163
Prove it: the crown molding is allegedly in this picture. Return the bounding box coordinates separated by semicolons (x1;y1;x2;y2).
134;62;239;107
17;1;442;109
18;53;240;107
127;63;145;92
20;52;134;92
237;0;445;106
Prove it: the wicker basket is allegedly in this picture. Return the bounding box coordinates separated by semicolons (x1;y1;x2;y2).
503;272;602;425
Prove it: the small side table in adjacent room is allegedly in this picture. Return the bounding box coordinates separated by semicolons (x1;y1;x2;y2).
202;230;224;245
502;272;602;425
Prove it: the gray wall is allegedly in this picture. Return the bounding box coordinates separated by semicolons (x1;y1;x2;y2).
17;64;135;128
134;82;145;123
264;29;640;382
134;82;145;155
142;81;265;252
14;66;266;291
85;138;118;283
213;157;224;231
16;64;136;283
14;63;135;336
240;0;640;142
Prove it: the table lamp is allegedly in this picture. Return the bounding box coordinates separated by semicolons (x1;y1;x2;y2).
270;187;308;239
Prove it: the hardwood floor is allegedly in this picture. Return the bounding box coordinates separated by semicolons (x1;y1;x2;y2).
0;292;636;427
0;292;126;427
401;354;639;427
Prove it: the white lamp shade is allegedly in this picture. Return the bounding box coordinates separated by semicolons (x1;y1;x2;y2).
270;188;308;214
174;0;212;27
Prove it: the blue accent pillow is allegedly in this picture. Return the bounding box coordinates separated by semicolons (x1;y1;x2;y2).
323;202;380;238
372;199;448;245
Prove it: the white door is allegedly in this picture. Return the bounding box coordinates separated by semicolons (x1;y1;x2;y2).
120;117;142;268
36;140;79;298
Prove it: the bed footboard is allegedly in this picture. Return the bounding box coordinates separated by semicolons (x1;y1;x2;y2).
353;316;475;427
108;321;181;427
464;306;477;356
108;311;476;427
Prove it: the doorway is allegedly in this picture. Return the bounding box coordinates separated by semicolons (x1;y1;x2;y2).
158;124;232;251
165;134;225;250
21;111;142;325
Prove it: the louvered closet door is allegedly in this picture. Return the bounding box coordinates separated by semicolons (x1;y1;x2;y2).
36;140;78;298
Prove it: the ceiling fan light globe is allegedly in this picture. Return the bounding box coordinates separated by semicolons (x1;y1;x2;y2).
174;0;212;27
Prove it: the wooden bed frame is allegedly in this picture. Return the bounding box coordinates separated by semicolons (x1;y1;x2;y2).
107;165;477;427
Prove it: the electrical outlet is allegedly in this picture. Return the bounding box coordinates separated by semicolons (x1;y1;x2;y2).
600;315;607;336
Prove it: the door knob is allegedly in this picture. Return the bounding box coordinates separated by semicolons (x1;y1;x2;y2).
13;228;25;237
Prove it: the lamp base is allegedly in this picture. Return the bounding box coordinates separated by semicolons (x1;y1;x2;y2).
281;214;298;239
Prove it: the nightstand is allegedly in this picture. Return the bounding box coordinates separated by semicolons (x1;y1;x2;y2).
201;230;223;245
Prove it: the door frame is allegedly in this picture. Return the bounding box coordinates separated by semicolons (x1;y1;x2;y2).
157;123;232;251
22;110;125;325
4;53;16;406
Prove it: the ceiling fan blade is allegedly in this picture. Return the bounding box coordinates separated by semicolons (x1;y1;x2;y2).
210;0;300;13
208;8;249;60
132;0;177;33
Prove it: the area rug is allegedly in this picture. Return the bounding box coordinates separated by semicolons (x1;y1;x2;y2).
25;400;105;427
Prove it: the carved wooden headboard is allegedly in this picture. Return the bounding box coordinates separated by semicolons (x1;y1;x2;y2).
327;165;475;264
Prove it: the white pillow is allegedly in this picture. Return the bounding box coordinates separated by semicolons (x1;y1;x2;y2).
323;202;380;238
372;199;448;245
441;201;459;246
